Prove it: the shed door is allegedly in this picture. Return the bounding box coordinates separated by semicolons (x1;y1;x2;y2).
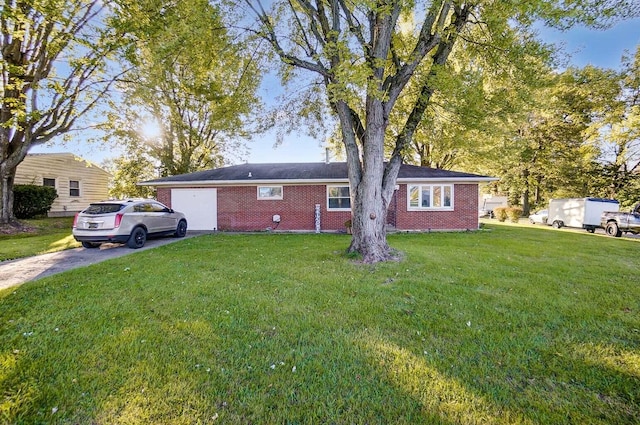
171;188;217;231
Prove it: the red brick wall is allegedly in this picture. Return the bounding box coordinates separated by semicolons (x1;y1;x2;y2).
216;185;352;231
159;185;351;231
157;188;171;206
394;183;479;231
158;183;478;232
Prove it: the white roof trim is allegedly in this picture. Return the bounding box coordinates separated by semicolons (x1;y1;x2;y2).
140;176;497;187
397;177;498;183
140;179;350;187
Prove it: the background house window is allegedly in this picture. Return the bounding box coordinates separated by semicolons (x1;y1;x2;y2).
257;186;283;200
69;180;80;197
408;184;453;209
43;178;56;188
327;185;351;210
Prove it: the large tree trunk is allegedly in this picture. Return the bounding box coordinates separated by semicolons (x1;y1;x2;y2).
0;127;30;225
349;184;390;262
343;6;467;263
0;166;17;224
346;99;396;263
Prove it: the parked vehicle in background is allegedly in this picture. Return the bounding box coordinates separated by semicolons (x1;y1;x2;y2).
479;195;508;218
72;199;187;249
547;198;619;232
528;209;548;225
601;204;640;237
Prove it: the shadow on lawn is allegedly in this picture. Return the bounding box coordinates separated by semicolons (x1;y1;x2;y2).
358;326;639;424
1;231;638;424
1;289;638;423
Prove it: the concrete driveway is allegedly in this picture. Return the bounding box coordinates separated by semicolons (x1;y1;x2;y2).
0;232;206;291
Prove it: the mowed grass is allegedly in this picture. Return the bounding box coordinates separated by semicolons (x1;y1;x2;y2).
0;217;79;261
0;225;638;424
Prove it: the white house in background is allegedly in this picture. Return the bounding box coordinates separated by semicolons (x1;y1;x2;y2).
15;153;111;217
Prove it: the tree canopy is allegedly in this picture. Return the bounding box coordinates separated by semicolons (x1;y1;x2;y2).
470;46;640;213
243;0;638;262
1;0;127;223
1;0;264;222
102;0;263;183
589;45;640;207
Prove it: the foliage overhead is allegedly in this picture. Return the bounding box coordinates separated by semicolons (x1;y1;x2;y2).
102;0;263;179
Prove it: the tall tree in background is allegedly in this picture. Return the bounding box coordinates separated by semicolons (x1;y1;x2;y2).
102;142;156;199
482;51;640;213
589;45;640;206
488;66;620;214
244;0;635;263
0;0;125;224
395;22;545;170
104;0;262;179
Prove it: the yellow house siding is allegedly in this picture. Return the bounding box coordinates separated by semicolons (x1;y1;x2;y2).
15;153;112;217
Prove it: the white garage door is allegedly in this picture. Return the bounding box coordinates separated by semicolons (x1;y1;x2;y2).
171;188;217;231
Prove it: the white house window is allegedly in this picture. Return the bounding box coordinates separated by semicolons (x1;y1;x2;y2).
69;180;80;197
327;185;351;210
408;184;453;209
43;178;56;188
257;186;283;200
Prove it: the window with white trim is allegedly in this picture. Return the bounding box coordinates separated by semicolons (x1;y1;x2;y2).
43;178;56;188
69;180;80;197
408;184;453;209
327;185;351;210
257;186;283;200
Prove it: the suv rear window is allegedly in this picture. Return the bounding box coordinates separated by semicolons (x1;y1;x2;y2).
84;204;125;214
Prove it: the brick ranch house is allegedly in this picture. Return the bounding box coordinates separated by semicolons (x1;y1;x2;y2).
140;162;496;232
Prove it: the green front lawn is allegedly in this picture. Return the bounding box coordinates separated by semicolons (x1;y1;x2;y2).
0;217;79;261
1;225;638;424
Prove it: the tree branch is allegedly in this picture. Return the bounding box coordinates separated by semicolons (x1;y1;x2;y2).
244;0;332;78
382;0;448;112
338;0;368;58
384;3;471;196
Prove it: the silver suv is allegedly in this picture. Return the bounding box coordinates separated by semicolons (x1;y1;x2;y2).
72;199;187;249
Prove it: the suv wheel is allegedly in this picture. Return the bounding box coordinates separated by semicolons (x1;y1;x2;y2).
127;227;147;248
174;220;187;237
81;241;100;249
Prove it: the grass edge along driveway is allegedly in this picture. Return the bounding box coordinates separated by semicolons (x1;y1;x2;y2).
0;217;79;261
0;225;638;424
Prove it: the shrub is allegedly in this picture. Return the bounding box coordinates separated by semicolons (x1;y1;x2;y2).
493;207;508;222
13;185;58;219
507;207;523;223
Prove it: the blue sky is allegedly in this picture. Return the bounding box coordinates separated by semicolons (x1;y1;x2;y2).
541;18;640;69
31;17;640;166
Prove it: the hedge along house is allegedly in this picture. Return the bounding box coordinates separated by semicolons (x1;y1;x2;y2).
140;162;496;232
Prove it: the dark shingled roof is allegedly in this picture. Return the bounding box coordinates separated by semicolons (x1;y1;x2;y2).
142;162;493;184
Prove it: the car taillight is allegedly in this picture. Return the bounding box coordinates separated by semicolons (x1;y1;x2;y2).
114;213;124;228
72;213;79;228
